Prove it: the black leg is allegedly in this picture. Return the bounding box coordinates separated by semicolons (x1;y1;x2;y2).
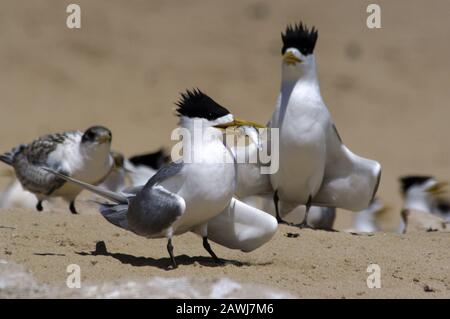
69;200;78;214
202;237;224;264
36;200;43;212
274;190;289;225
167;238;177;269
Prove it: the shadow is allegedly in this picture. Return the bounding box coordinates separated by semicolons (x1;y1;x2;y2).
34;253;66;256
283;223;340;233
0;225;15;230
348;232;375;237
75;241;270;270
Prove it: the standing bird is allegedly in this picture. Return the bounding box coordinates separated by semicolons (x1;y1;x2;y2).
398;175;448;233
0;126;114;214
45;89;265;268
269;22;381;226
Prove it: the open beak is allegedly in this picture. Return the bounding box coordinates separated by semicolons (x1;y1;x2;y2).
283;51;302;65
427;181;448;195
214;118;266;130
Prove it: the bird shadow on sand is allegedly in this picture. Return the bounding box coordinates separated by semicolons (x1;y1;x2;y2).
75;241;271;270
33;252;66;256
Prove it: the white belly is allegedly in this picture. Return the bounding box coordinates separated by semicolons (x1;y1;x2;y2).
53;158;112;198
270;100;328;205
173;162;235;234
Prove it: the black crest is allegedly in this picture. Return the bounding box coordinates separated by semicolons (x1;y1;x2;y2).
399;175;434;194
175;89;230;121
281;22;318;55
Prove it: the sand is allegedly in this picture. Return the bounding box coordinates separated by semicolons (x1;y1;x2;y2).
1;208;450;298
1;0;450;298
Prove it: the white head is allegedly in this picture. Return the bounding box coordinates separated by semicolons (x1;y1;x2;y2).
80;126;112;154
280;23;318;83
400;175;448;212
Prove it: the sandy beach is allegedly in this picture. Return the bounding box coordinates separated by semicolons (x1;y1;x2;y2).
1;0;450;298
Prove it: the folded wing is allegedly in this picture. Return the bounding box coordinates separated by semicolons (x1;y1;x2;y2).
313;126;381;211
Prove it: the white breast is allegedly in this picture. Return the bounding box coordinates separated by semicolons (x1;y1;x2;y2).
270;84;329;204
171;140;236;234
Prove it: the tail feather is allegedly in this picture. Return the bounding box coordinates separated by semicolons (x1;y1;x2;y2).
99;203;129;230
42;167;128;204
0;145;26;166
0;152;14;166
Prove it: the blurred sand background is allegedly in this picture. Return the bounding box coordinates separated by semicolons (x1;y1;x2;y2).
1;0;450;298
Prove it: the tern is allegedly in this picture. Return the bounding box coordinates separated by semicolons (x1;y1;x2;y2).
269;22;381;226
44;89;265;268
0;126;114;214
398;175;448;233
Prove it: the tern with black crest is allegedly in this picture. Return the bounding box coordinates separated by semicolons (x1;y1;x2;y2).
45;89;268;268
269;22;381;226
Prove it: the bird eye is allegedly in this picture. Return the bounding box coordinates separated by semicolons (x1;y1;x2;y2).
82;130;96;142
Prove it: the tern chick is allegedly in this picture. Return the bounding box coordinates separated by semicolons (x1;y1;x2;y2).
0;126;114;214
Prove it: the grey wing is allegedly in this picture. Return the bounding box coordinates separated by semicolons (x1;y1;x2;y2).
11;132;78;195
313;125;381;211
121;185;144;197
127;185;185;237
99;203;130;230
12;151;67;196
145;161;184;187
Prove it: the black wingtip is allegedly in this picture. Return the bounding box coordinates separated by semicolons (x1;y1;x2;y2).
128;148;170;170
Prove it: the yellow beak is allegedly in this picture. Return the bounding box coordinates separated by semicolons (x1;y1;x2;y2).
97;134;112;144
214;118;266;130
427;182;448;195
283;51;302;65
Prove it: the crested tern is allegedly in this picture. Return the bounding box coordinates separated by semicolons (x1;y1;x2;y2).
0;126;114;214
44;89;265;268
269;22;381;226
